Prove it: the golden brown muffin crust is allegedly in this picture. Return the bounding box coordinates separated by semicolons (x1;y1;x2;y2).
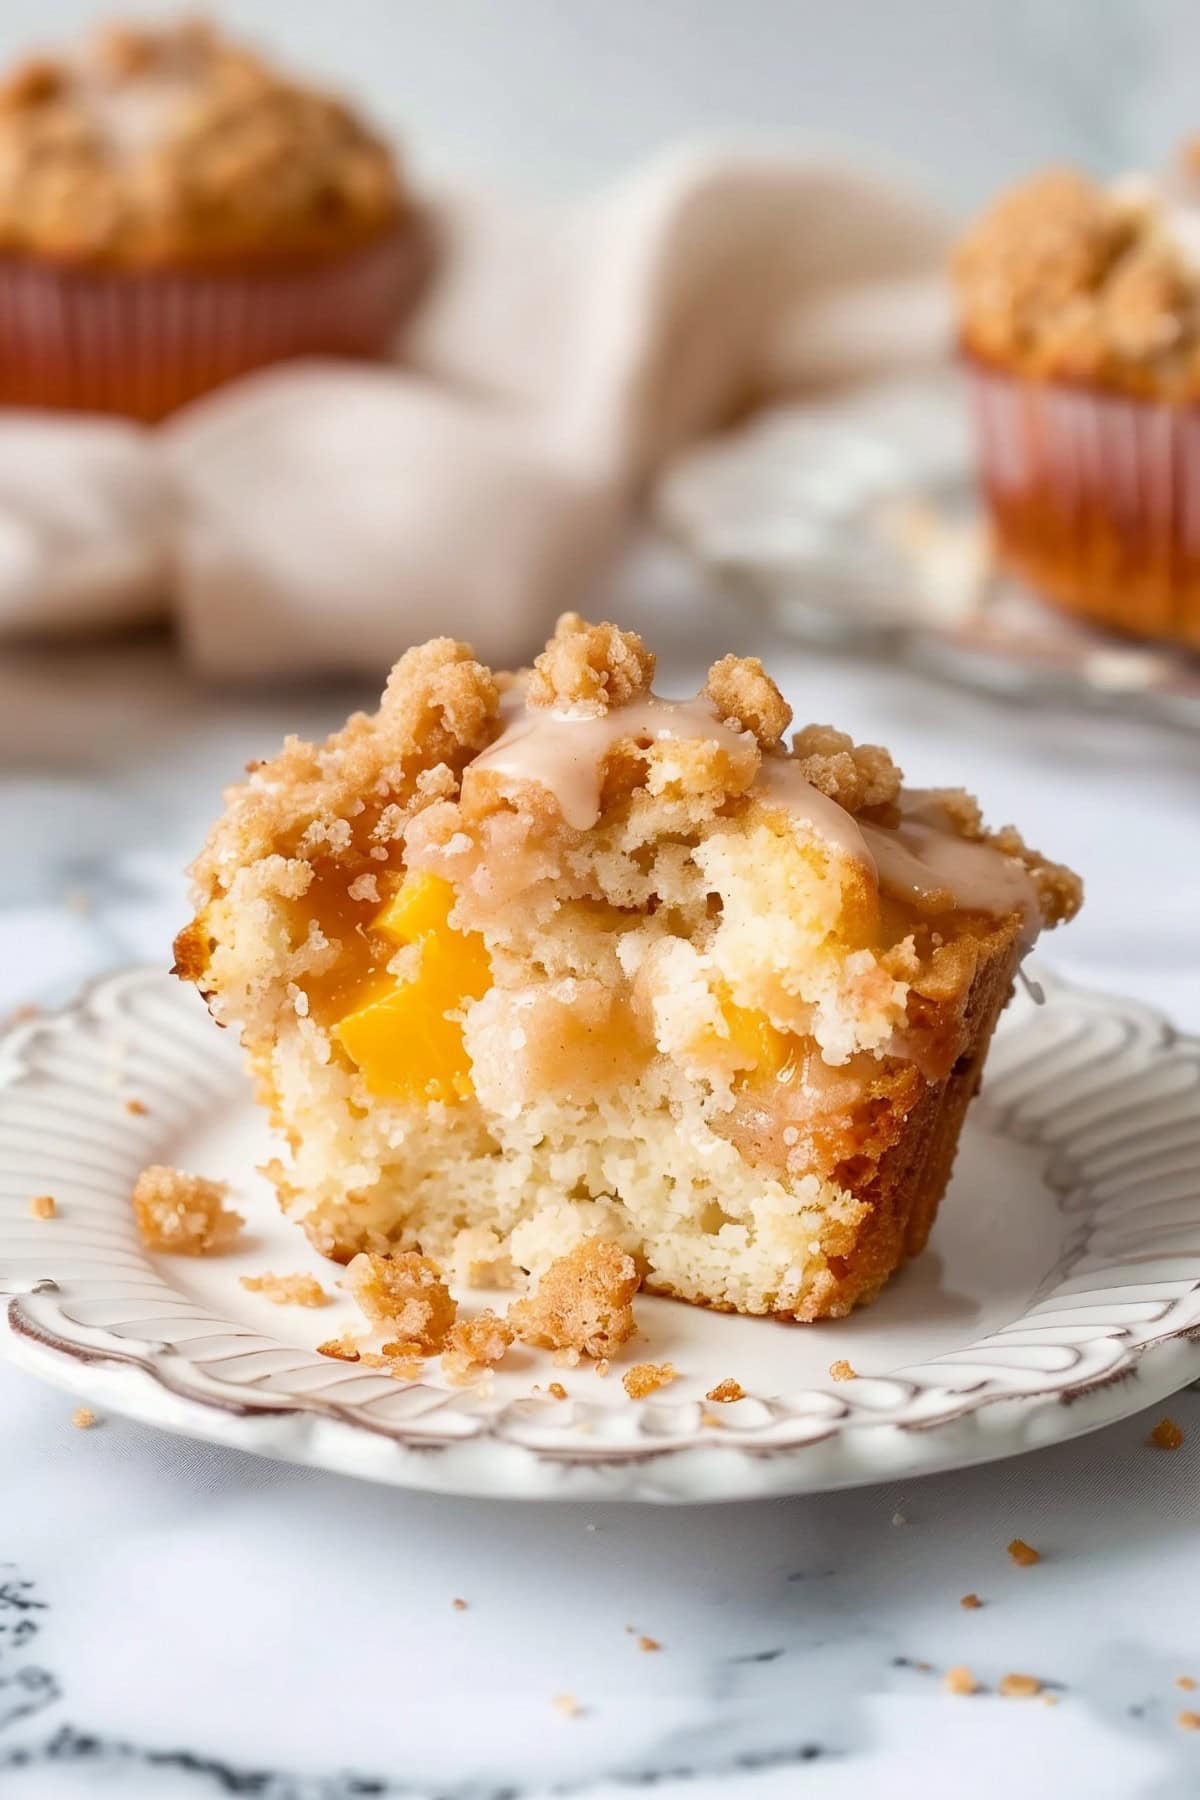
954;159;1200;397
0;17;406;267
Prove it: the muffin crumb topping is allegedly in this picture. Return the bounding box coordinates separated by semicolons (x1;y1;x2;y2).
132;1164;243;1255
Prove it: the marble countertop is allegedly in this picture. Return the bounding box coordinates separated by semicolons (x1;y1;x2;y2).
2;551;1199;1799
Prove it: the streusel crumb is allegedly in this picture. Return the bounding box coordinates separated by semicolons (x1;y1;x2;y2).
131;1165;244;1255
1007;1538;1041;1567
1178;1677;1197;1692
791;724;902;813
828;1359;857;1382
125;1098;148;1116
452;1597;468;1611
527;615;656;716
943;1666;979;1696
704;655;792;750
441;1310;515;1383
622;1361;678;1399
998;1673;1042;1698
638;1636;662;1652
316;1334;361;1361
547;1381;568;1401
960;1593;983;1610
239;1272;329;1307
346;1250;457;1351
71;1407;96;1429
1148;1416;1184;1450
1178;1711;1200;1732
29;1194;55;1220
508;1240;640;1360
705;1379;745;1403
552;1693;582;1718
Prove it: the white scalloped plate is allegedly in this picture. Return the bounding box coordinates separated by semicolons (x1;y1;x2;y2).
2;965;1199;1502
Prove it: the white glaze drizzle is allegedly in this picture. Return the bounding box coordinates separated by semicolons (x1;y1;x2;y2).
468;694;755;832
466;696;1043;938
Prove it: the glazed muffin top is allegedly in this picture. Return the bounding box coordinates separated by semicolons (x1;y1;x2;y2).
0;18;407;267
954;153;1200;399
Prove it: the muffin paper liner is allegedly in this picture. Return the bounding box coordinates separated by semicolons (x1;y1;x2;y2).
0;222;429;423
964;357;1200;648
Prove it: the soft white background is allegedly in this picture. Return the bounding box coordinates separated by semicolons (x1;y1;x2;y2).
2;5;1200;1798
1;0;1199;212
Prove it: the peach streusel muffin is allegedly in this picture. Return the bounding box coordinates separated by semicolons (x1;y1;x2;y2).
175;616;1080;1322
955;151;1200;647
0;18;425;419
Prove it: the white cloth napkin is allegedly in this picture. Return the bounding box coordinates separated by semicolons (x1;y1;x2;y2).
0;147;949;677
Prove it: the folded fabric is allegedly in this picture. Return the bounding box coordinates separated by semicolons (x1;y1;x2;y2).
0;146;950;677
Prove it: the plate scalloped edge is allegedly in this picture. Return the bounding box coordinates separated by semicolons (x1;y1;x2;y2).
2;963;1200;1503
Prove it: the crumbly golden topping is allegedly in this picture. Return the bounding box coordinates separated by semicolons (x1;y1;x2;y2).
29;1194;56;1220
1178;1710;1200;1731
508;1240;640;1360
960;1593;983;1610
239;1271;329;1307
943;1666;979;1696
527;614;656;716
132;1164;244;1254
705;1378;745;1403
828;1359;857;1381
346;1250;457;1350
704;655;792;750
316;1333;361;1361
0;17;405;266
622;1361;678;1399
1148;1416;1185;1450
71;1406;97;1429
954;160;1200;396
791;725;902;814
441;1309;515;1383
1007;1537;1041;1567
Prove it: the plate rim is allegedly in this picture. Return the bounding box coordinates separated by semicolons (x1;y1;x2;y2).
3;963;1199;1504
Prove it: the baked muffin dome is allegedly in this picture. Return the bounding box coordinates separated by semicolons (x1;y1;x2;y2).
0;17;406;266
175;615;1081;1324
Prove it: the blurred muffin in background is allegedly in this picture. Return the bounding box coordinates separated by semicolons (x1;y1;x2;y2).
954;154;1200;649
0;17;428;420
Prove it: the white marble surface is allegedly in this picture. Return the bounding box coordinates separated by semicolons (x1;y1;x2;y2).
2;551;1200;1798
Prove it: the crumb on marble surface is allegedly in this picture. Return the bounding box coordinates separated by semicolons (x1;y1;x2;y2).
29;1194;56;1219
1148;1417;1185;1450
943;1665;979;1696
998;1673;1042;1698
829;1359;857;1381
960;1593;983;1610
125;1097;148;1116
452;1597;468;1612
132;1164;244;1255
547;1381;568;1401
316;1333;361;1361
552;1693;583;1719
638;1635;662;1652
1177;1677;1197;1692
622;1361;678;1399
705;1378;745;1403
71;1407;96;1429
239;1271;329;1307
1178;1710;1200;1731
1008;1537;1041;1567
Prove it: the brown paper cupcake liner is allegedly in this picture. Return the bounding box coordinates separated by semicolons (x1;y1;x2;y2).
0;221;430;423
964;355;1200;649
